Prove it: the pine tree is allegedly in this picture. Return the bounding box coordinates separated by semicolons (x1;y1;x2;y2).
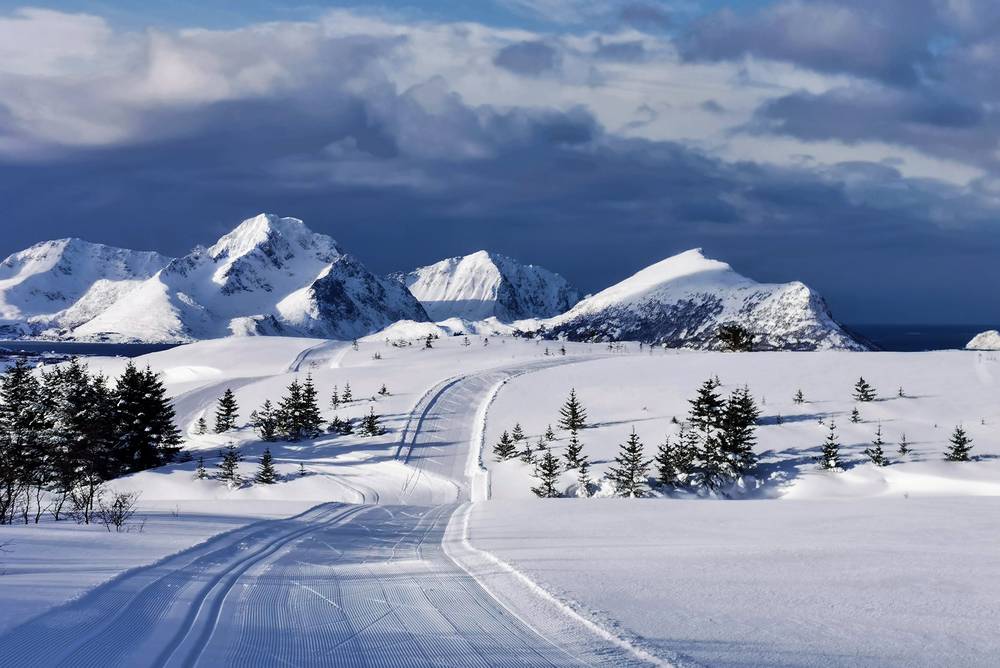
327;415;353;435
249;400;278;441
298;462;307;477
341;382;352;403
575;457;591;497
519;439;537;464
688;379;726;488
195;456;208;480
793;389;805;404
563;430;585;470
897;386;905;398
214;388;239;433
850;407;862;423
511;423;526;443
607;429;652;498
218;443;242;486
530;446;562;498
114;363;182;472
718;386;759;478
1;360;52;524
463;336;471;347
276;378;303;440
424;334;434;349
330;385;340;409
255;448;277;484
864;424;889;466
898;433;911;456
945;426;973;462
360;408;384;437
378;384;390;396
196;417;208;435
299;375;324;438
493;430;517;461
655;436;679;488
819;421;842;470
558;389;587;431
544;424;556;442
853;377;877;402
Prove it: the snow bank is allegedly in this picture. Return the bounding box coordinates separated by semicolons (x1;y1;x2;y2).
966;329;1000;350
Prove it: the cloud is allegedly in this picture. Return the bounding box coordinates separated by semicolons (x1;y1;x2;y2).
493;41;560;75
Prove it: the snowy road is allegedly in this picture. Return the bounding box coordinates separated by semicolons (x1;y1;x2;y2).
0;357;627;667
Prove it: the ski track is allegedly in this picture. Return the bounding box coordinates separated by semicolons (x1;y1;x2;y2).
0;346;646;667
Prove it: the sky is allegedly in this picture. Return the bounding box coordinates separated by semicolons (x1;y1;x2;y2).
1;1;998;325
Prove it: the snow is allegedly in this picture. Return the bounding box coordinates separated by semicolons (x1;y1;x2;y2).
4;334;1000;666
400;250;579;322
966;329;1000;350
469;497;1000;667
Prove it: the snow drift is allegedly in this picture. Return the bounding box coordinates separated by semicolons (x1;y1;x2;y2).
966;330;1000;350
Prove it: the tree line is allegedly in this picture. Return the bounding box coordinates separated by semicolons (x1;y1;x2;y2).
0;359;181;525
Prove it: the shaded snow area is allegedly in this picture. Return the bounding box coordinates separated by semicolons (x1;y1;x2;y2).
484;349;1000;500
2;335;1000;666
470;498;1000;667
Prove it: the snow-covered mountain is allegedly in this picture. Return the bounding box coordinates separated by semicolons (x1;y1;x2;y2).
966;330;1000;350
0;238;170;339
397;250;580;322
541;249;866;351
70;214;429;342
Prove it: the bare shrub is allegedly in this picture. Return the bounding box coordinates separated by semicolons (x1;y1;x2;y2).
96;491;142;533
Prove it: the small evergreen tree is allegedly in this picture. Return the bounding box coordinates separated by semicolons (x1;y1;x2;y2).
558;389;588;431
530;447;562;498
196;417;208;435
819;421;842;470
248;400;278;441
688;378;726;488
195;456;207;480
853;377;877;402
341;382;352;403
424;334;434;349
493;430;517;461
511;423;526;443
945;426;973;462
114;363;182;472
544;424;556;442
898;433;911;456
276;379;303;440
299;375;324;438
519;439;537;464
655;436;679;488
218;443;242;485
298;462;307;477
359;408;384;437
214;388;239;433
330;385;340;409
607;429;652;498
255;448;277;484
897;386;905;398
378;384;390;396
864;425;889;466
850;407;862;423
575;457;591;497
563;430;585;470
718;386;759;478
793;389;805;404
463;336;470;347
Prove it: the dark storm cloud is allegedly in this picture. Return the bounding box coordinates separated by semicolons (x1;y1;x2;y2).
493;41;559;76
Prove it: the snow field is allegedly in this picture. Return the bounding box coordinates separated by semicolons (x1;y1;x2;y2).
484;350;1000;500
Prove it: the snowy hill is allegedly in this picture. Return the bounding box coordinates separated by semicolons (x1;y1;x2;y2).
967;330;1000;350
542;249;865;350
72;214;429;342
0;238;170;339
397;250;579;322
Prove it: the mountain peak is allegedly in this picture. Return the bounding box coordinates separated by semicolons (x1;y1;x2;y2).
401;251;580;322
208;214;337;261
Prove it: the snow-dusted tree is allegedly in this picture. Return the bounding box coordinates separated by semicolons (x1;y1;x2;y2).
607;429;652;498
276;379;303;440
511;423;526;443
864;425;889;466
378;384;390;396
519;439;536;464
218;443;242;486
898;433;911;456
558;389;588;432
113;363;181;472
544;424;556;442
793;389;805;404
327;415;354;435
655;436;679;488
493;430;517;461
563;430;586;470
819;421;842;470
853;377;877;402
255;448;277;484
0;360;51;524
719;386;759;478
530;447;562;498
341;382;353;403
360;408;384;437
214;388;239;433
688;379;725;488
330;385;340;409
195;456;208;480
945;426;973;462
299;375;324;438
249;400;278;442
850;407;862;423
575;457;592;497
195;417;208;435
424;334;434;349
